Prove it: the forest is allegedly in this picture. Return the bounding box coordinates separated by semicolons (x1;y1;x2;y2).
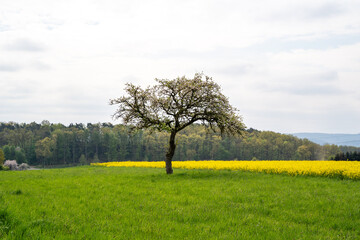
0;121;358;166
333;151;360;161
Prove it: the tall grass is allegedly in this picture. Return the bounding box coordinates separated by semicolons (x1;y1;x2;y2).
0;166;359;239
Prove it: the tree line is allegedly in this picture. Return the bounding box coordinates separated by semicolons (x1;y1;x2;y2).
332;152;360;161
0;121;357;166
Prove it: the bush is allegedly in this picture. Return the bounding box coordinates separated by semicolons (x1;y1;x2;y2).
18;163;30;170
0;165;10;171
2;161;30;171
3;160;18;170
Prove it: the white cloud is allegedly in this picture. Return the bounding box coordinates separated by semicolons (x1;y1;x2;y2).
0;0;360;133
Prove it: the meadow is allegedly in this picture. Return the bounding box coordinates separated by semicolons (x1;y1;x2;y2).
1;166;360;239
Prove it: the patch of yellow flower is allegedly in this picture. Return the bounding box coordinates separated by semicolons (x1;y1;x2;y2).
91;160;360;179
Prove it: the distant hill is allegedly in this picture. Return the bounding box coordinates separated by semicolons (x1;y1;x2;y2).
291;133;360;147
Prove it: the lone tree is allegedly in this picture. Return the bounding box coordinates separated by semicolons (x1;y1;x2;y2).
110;73;245;174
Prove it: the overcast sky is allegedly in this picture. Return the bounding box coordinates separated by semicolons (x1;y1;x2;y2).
1;0;360;133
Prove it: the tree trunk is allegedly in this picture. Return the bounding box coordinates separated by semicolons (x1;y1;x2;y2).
165;131;176;174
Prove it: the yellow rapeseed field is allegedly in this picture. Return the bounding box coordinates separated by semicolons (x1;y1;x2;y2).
92;160;360;179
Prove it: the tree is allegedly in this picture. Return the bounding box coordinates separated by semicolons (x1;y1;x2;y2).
35;137;55;167
92;153;100;163
0;148;5;165
2;145;11;160
295;145;312;160
110;73;245;174
79;154;87;165
15;147;27;163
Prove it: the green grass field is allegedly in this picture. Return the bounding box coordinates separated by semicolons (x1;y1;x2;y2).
1;166;360;239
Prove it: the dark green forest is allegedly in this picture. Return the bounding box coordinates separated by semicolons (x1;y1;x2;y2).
0;121;357;166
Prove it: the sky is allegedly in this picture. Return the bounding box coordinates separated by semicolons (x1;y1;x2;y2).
1;0;360;134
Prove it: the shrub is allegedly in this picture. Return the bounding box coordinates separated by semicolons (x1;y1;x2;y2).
3;160;18;170
2;166;9;171
18;163;30;170
0;165;9;171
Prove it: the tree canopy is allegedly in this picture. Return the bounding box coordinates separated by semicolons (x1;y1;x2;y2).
110;73;246;174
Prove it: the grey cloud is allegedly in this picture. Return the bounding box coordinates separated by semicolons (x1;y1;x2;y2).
147;47;261;60
265;2;344;22
315;71;338;82
258;71;342;96
0;96;109;117
148;48;202;59
0;82;109;118
283;85;341;96
0;63;22;72
304;3;344;19
4;38;46;52
86;21;100;26
41;18;64;26
148;32;360;60
259;83;342;96
0;23;10;32
0;79;38;99
32;61;51;71
246;33;360;53
121;75;141;84
0;61;51;72
40;17;64;30
217;64;254;76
